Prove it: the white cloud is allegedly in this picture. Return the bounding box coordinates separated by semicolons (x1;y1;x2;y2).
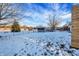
19;4;71;27
60;13;71;19
0;18;14;25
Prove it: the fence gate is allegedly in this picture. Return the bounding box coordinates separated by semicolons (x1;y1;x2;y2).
72;5;79;48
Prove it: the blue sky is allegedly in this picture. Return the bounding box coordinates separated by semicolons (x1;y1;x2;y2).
18;3;72;27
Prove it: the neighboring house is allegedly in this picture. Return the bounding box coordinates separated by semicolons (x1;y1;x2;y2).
0;25;32;32
32;27;51;32
33;27;46;32
0;25;11;32
20;26;32;31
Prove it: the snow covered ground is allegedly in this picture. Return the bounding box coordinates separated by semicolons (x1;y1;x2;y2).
0;31;79;56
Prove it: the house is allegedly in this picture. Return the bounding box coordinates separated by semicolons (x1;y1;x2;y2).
33;27;46;32
32;26;52;32
20;25;32;31
0;25;32;32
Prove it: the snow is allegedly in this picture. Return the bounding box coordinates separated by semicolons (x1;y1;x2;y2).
0;31;79;56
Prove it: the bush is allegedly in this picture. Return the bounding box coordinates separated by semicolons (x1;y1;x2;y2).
11;21;21;32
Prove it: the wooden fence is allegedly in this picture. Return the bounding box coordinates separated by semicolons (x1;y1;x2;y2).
72;5;79;48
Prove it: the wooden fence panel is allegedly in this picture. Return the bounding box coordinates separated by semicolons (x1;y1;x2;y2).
72;5;79;48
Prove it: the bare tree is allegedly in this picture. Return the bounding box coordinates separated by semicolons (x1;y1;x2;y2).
48;14;60;31
48;3;61;31
0;3;23;25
